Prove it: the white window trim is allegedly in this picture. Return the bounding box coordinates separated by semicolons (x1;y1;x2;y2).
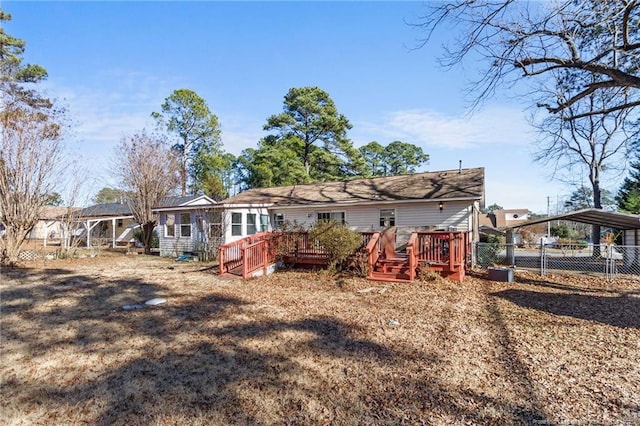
247;213;257;235
317;211;346;224
165;214;175;238
260;214;269;232
379;208;396;227
179;213;192;238
231;212;243;237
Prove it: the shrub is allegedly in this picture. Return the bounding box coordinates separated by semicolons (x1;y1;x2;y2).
133;229;159;248
308;220;362;272
477;234;503;267
556;238;588;250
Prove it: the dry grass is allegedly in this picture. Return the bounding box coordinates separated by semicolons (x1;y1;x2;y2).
1;254;639;425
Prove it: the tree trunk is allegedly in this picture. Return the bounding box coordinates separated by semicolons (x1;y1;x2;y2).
591;168;602;257
142;221;155;255
1;226;31;265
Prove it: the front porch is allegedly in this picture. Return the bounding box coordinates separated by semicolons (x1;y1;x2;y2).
218;230;470;282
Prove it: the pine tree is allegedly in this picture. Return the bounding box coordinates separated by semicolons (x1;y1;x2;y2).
616;156;640;214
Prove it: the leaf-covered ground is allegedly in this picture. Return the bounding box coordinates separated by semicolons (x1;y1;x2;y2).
1;254;639;425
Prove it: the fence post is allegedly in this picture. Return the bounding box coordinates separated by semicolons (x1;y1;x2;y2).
506;231;515;266
539;242;546;276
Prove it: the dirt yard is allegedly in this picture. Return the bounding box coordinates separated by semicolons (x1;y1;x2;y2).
1;254;639;425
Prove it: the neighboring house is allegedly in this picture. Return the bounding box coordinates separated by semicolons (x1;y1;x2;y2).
479;208;531;242
26;206;80;246
152;195;219;257
480;209;530;229
218;167;485;244
72;202;138;248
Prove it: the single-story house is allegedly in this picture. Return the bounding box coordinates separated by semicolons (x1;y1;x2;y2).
217;167;485;245
26;206;81;246
152;195;219;257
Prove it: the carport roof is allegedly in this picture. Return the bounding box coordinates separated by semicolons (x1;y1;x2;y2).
508;208;640;231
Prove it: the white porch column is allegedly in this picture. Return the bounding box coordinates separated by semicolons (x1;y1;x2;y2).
112;218;116;248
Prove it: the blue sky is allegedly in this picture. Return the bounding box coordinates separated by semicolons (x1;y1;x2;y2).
3;0;583;213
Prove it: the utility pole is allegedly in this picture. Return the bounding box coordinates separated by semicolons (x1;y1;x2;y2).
547;196;551;236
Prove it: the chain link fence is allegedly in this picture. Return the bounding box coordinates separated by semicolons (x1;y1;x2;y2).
475;242;640;280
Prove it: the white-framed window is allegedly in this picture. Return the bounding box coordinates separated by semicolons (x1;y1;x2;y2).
317;211;346;224
180;213;191;237
379;209;396;227
273;213;284;228
165;214;175;237
260;214;269;232
247;213;257;235
231;212;243;236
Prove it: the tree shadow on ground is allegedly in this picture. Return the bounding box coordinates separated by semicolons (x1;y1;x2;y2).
2;265;555;425
491;289;640;329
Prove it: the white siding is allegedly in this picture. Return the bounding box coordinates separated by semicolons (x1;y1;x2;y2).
219;200;478;246
223;207;271;244
271;200;474;233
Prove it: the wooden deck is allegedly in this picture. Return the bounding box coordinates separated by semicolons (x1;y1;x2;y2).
219;230;470;282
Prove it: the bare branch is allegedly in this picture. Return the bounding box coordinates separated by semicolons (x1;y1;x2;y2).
415;0;640;118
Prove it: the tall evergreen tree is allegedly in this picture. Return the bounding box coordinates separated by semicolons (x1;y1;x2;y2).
616;155;640;214
359;140;429;176
263;86;366;182
152;89;222;196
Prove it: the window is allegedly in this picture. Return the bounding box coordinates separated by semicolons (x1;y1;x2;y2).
231;212;243;236
379;209;396;227
260;214;269;232
317;211;346;224
180;213;191;237
117;219;123;228
208;210;222;237
165;214;175;237
247;213;257;235
273;213;284;228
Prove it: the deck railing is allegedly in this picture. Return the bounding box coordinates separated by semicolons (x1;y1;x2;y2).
218;231;273;275
220;230;471;281
415;231;468;268
221;230;381;278
242;240;268;277
365;232;382;279
406;232;418;281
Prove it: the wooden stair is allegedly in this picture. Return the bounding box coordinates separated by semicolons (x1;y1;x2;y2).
369;254;413;283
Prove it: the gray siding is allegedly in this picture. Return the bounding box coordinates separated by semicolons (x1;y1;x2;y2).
158;212;195;256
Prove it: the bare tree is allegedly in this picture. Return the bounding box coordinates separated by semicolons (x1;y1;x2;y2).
0;10;67;264
417;0;640;118
533;71;638;246
114;130;180;254
0;104;65;264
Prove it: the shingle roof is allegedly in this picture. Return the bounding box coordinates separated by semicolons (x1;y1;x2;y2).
40;206;80;219
153;195;201;208
73;202;132;218
74;195;215;218
223;167;485;207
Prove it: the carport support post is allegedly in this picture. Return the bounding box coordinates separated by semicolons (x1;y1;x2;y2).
112;218;116;248
506;230;515;266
